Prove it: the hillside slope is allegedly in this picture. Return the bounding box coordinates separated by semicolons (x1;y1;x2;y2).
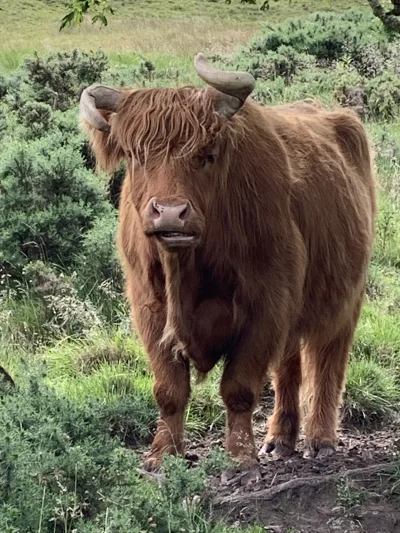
0;0;368;70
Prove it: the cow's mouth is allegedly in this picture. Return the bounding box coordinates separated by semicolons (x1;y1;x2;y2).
155;231;199;247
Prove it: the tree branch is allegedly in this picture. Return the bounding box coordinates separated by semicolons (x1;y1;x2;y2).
367;0;400;31
215;463;398;507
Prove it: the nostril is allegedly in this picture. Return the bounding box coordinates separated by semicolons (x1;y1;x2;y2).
179;203;191;220
150;200;161;219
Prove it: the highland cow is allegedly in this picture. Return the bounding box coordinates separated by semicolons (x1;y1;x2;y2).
80;53;376;470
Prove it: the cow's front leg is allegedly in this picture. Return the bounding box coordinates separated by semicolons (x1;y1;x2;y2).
144;351;190;471
220;313;287;468
132;297;191;471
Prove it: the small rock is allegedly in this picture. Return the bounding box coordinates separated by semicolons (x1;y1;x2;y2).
348;439;359;451
362;450;374;461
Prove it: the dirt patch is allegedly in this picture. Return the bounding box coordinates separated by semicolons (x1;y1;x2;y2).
187;400;400;532
138;395;400;532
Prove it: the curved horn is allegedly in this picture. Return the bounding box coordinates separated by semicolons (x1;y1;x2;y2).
80;85;123;132
194;52;255;118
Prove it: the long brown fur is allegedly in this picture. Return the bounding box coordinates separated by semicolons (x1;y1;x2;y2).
83;87;376;468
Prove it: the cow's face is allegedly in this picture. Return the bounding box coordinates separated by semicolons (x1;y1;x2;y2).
80;53;255;252
130;143;221;251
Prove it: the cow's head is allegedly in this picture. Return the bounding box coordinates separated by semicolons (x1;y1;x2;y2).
80;54;255;251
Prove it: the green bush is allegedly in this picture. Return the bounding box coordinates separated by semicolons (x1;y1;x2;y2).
0;107;7;140
0;370;155;532
0;133;111;274
75;210;121;290
231;8;400;123
233;45;314;83
365;71;400;121
0;367;245;533
0;73;7;98
16;100;53;138
246;10;384;62
24;49;109;111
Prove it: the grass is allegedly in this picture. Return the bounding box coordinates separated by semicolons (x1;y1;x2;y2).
0;0;369;71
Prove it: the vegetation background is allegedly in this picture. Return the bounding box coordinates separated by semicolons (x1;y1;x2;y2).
0;1;399;532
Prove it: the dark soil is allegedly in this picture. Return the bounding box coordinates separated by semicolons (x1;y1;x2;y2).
139;394;400;532
207;423;400;533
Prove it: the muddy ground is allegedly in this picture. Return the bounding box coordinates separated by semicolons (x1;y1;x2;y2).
193;393;400;533
199;422;400;533
140;390;400;533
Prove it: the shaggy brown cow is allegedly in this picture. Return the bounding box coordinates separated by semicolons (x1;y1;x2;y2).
80;54;376;470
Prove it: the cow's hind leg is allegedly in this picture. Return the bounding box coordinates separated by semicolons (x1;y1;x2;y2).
304;320;357;459
260;341;301;458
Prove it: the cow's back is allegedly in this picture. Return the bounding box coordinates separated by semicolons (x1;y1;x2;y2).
270;105;376;338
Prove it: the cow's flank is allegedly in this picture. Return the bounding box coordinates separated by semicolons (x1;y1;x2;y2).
80;54;376;470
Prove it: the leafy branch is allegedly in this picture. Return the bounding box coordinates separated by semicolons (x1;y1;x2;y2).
60;0;115;31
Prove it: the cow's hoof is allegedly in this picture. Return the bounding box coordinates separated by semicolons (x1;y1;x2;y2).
234;455;259;471
304;439;335;460
259;438;295;459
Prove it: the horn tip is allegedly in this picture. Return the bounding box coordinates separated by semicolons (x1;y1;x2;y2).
194;52;207;65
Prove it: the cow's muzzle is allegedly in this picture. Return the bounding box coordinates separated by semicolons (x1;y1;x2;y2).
144;198;201;249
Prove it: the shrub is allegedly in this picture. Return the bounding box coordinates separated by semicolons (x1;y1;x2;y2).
247;10;384;62
0;366;246;533
24;49;109;111
75;210;121;289
0;73;8;99
16;100;53;138
365;71;400;121
349;43;386;78
335;84;367;120
233;46;314;83
0;107;7;140
0;134;111;274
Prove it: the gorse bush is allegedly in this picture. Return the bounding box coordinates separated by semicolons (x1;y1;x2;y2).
365;71;400;120
16;100;53;138
0;50;126;298
247;10;385;61
76;210;122;290
0;367;239;533
233;45;314;83
24;49;109;111
0;134;113;273
230;9;400;121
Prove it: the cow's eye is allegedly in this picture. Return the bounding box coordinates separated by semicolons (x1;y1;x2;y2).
201;154;216;168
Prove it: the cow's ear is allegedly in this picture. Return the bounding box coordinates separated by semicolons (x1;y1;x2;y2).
81;110;125;173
